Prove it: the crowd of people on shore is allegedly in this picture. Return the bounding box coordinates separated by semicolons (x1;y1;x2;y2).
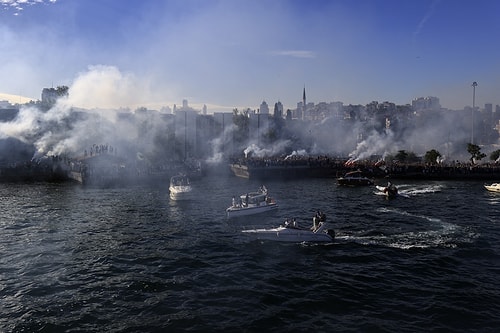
83;143;117;158
229;154;500;180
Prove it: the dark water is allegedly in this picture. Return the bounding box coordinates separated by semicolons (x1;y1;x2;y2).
1;176;500;332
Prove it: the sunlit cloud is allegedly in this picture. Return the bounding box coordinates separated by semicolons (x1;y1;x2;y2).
1;0;56;15
269;50;317;59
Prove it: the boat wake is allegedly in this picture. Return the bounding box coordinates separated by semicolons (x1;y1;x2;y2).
396;184;444;197
335;207;478;250
486;195;500;206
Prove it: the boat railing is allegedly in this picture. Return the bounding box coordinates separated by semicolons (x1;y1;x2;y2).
313;222;327;233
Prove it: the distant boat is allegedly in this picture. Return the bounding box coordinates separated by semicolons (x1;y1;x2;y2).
484;183;500;193
169;174;192;200
337;170;374;186
226;185;278;218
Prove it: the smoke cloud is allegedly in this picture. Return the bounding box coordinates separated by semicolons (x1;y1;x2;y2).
0;64;494;172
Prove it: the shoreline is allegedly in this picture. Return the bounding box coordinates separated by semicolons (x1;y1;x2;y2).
229;157;500;182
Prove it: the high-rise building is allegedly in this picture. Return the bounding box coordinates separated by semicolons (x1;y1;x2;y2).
274;101;283;118
259;100;269;114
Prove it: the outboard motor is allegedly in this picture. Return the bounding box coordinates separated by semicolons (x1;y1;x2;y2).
326;229;335;239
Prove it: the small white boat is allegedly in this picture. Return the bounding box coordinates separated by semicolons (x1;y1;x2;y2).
485;183;500;192
241;213;335;243
169;174;192;200
226;186;278;218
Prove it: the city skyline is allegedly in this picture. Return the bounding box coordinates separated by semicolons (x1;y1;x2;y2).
1;0;500;112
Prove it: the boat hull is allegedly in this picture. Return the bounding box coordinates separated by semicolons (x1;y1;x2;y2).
242;226;334;243
169;192;193;200
226;203;278;218
485;184;500;192
337;177;374;186
169;185;193;200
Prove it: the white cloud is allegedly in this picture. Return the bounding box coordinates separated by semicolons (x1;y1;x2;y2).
1;0;56;14
269;50;317;59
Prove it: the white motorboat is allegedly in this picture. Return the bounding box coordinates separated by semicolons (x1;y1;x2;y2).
241;213;335;243
337;170;374;186
226;186;278;218
485;183;500;192
242;221;334;243
169;174;192;200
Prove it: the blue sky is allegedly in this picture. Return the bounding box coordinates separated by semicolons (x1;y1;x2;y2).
1;0;499;112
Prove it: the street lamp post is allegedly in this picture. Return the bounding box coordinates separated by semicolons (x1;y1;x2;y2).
471;81;478;144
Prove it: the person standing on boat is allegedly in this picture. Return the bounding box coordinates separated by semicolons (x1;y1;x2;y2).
312;211;326;231
312;211;319;231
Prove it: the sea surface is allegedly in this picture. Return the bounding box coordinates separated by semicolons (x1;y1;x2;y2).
1;175;500;332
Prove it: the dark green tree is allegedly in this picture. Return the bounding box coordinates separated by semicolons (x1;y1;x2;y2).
490;149;500;162
467;143;486;163
424;149;442;164
55;85;69;97
394;150;409;163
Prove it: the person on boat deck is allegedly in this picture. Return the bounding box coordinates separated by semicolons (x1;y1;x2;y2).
232;196;236;207
245;193;249;206
312;211;326;231
318;211;326;222
312;212;319;231
284;218;299;228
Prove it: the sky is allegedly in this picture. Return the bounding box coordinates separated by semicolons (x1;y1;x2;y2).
1;0;500;113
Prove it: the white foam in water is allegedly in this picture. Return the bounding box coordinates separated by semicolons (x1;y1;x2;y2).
350;206;473;249
398;184;444;197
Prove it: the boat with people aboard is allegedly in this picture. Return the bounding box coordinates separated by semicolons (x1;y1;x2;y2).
226;185;278;218
376;182;399;198
337;169;374;186
241;211;335;243
484;183;500;192
169;174;193;200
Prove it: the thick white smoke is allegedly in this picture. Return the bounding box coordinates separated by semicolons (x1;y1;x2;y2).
243;140;292;158
0;66;169;163
348;130;396;162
